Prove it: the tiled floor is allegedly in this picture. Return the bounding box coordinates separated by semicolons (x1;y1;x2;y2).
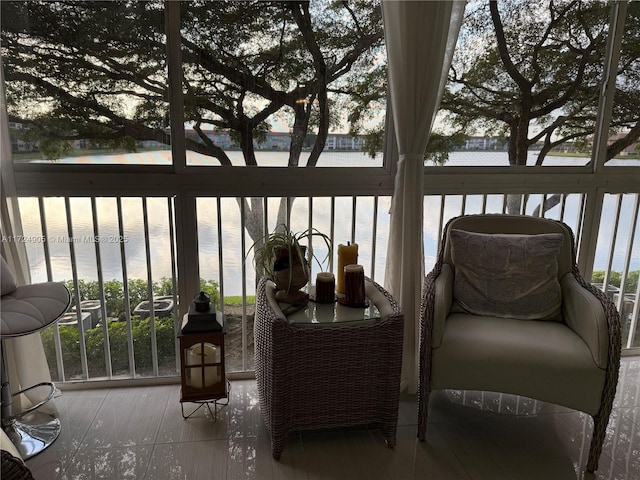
25;357;640;480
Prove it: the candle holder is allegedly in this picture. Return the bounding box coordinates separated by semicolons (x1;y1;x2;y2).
179;305;229;420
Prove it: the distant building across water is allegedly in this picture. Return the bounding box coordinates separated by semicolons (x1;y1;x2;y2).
184;130;365;152
9;122;637;157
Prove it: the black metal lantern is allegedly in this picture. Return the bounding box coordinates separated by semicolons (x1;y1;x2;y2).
179;296;228;419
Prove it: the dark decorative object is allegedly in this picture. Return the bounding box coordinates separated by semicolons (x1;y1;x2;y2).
194;291;211;312
247;224;332;308
344;264;366;306
272;245;310;305
179;314;228;420
314;272;336;303
183;292;221;333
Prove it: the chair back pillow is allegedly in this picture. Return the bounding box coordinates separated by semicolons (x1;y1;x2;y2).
450;229;564;321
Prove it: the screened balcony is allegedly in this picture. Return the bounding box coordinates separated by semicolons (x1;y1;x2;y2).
0;0;637;384
8;187;640;385
2;1;640;478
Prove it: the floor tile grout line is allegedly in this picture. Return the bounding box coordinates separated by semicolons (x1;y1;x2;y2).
141;441;160;480
601;406;640;476
423;423;476;480
613;405;640;429
151;384;179;447
138;382;178;479
58;387;113;478
23;373;639;480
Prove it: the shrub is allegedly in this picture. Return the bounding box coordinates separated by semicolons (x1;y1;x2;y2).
43;316;178;380
63;277;220;320
44;277;221;379
591;270;639;294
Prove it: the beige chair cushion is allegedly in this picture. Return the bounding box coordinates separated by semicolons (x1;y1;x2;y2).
431;313;606;415
450;229;564;320
1;283;71;337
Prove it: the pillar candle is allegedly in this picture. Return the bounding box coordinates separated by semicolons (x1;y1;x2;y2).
336;243;358;294
344;264;365;306
315;272;335;303
187;344;220;388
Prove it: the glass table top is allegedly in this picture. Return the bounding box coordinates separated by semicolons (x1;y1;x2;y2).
282;285;381;325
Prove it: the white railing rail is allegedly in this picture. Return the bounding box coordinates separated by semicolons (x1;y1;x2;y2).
16;184;640;384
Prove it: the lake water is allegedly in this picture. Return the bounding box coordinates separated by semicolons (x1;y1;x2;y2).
17;151;640;295
26;148;640;167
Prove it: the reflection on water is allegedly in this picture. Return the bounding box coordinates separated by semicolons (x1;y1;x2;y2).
24;148;640;167
18;192;639;297
16;153;639;297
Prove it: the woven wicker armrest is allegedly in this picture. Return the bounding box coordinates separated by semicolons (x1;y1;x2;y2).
417;266;441;440
567;263;621;472
1;451;34;480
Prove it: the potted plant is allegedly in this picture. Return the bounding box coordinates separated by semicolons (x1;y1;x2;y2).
247;224;332;305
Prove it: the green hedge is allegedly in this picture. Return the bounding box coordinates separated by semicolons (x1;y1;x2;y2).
63;277;220;321
591;270;639;294
44;278;220;380
42;316;178;379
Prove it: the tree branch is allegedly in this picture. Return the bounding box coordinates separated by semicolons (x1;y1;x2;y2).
489;1;531;92
289;2;329;167
607;121;640;160
192;121;233;166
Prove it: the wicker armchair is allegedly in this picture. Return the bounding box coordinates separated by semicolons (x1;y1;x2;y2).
254;276;404;459
418;214;621;473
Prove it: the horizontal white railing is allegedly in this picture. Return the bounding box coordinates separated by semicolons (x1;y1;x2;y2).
15;186;640;384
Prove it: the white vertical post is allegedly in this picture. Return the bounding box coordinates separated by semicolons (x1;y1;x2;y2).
117;197;136;376
175;193;200;317
592;1;628;172
371;196;379;282
65;198;89;379
577;188;603;278
167;197;180;371
91;197;112;378
216;197;225;313
142;198;159;377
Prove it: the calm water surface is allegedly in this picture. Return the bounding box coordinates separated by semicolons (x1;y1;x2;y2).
17;151;640;295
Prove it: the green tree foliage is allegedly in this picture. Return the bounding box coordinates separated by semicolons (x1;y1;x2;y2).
424;132;469;165
435;0;639;166
0;1;385;162
591;270;639;294
1;0;385;255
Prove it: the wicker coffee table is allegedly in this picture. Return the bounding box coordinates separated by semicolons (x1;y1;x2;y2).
254;277;404;459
